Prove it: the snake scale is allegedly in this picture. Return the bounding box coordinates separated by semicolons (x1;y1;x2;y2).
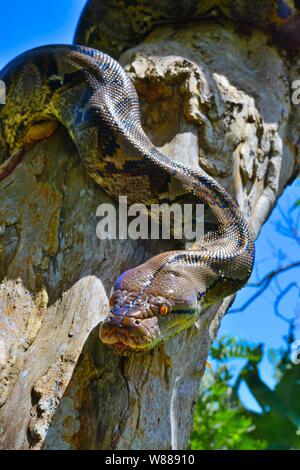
0;43;255;356
76;0;300;58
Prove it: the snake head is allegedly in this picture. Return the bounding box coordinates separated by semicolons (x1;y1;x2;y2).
99;259;202;356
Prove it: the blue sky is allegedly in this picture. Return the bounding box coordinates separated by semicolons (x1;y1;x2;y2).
1;0;299;412
0;0;86;69
220;180;300;411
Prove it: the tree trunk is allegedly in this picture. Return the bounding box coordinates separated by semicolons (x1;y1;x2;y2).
0;20;299;450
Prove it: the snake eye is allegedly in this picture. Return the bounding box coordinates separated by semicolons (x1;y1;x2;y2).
159;305;169;316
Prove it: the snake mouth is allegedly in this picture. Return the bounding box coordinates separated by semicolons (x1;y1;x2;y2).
112;342;130;355
100;330;155;356
103;336;153;356
109;341;150;356
99;313;159;356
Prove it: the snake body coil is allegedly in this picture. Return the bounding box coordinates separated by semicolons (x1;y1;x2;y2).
0;45;255;355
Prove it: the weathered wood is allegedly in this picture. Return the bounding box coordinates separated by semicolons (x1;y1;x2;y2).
0;20;299;449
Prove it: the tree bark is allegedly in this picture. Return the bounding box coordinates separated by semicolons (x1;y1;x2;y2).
0;20;299;450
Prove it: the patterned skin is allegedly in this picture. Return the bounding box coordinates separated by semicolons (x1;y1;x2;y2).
0;45;255;355
75;0;300;58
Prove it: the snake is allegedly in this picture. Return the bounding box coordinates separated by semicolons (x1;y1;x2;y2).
75;0;300;58
0;43;255;356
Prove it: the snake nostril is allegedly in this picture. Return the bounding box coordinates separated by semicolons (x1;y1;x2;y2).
134;320;141;325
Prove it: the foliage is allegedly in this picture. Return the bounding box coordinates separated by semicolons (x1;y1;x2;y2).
190;334;300;450
243;330;300;449
189;337;267;450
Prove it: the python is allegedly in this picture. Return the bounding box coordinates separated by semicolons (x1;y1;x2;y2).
0;44;254;356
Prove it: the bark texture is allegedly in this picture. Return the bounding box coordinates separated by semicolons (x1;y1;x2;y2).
0;21;299;449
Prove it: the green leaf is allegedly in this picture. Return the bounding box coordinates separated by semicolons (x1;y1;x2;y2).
242;364;300;428
190;335;300;450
